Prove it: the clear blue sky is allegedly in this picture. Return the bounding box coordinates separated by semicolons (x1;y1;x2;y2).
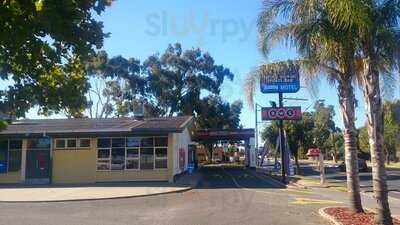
27;0;399;130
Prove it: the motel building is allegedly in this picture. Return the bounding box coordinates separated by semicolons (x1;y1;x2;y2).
0;116;193;184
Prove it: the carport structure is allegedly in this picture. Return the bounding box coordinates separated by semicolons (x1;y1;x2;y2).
193;129;256;167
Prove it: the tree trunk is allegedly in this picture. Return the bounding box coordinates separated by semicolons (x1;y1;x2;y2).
386;150;390;165
295;154;300;175
337;78;364;213
362;60;393;225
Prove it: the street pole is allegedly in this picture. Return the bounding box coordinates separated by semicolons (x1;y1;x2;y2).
255;103;258;165
279;92;286;184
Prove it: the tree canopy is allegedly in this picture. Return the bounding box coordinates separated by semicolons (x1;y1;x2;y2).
0;0;112;118
86;44;242;129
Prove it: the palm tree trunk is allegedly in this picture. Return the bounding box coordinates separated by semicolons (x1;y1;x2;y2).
362;61;393;225
337;78;364;213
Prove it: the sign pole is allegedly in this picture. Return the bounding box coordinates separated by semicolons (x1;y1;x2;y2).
279;92;286;184
255;103;258;165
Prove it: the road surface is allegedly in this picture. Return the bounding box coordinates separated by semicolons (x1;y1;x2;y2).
0;165;336;225
300;162;400;199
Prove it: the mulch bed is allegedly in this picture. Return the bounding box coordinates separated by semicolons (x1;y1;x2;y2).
322;207;400;225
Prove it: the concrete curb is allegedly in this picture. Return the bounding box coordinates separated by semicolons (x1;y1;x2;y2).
0;186;193;204
318;207;343;225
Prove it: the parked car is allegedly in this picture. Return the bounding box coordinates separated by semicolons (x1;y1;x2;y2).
338;159;370;172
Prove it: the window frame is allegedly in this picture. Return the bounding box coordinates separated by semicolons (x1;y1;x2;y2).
154;147;168;170
54;138;91;150
96;136;168;172
97;147;111;171
66;139;77;148
139;147;155;170
0;139;23;173
54;139;66;149
78;138;91;149
125;147;139;171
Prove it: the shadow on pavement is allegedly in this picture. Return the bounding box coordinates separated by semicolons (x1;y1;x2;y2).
194;165;286;190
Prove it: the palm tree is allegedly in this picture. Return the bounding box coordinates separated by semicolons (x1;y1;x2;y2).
325;1;399;224
246;0;364;212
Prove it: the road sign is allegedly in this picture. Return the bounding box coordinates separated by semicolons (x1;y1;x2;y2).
261;107;302;120
260;66;300;93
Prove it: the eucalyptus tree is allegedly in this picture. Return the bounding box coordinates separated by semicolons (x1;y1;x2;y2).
324;1;400;223
86;44;243;133
143;43;234;116
245;0;364;212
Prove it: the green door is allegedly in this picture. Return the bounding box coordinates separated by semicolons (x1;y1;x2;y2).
25;138;51;184
26;150;50;179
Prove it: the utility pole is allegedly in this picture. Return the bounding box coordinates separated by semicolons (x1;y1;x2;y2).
279;92;286;184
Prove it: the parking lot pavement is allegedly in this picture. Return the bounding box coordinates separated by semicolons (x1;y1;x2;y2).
0;165;333;225
299;162;400;200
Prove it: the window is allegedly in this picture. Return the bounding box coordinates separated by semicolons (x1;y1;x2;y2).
112;138;125;148
98;149;111;159
126;148;139;158
67;139;77;148
140;148;154;170
96;137;168;171
97;138;112;171
55;138;90;150
126;148;139;170
8;140;22;172
97;160;110;170
141;137;154;147
155;137;168;147
79;139;91;148
111;148;125;170
55;139;66;149
126;160;139;170
97;148;111;171
8;150;21;172
126;137;140;147
97;138;111;148
0;139;22;173
0;140;8;173
155;148;167;169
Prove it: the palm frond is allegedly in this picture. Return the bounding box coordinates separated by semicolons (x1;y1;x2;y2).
258;23;297;57
324;0;371;31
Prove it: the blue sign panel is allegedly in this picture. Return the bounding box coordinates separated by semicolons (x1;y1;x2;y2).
260;67;300;93
0;161;7;173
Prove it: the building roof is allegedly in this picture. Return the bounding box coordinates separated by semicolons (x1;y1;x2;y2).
0;116;193;137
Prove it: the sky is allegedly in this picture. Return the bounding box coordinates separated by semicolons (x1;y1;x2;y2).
26;0;399;132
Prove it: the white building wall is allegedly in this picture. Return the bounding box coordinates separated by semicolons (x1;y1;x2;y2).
172;128;191;176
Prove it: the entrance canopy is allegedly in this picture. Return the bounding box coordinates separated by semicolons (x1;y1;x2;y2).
193;129;255;143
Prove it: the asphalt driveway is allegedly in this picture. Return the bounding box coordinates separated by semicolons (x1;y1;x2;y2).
0;165;333;225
